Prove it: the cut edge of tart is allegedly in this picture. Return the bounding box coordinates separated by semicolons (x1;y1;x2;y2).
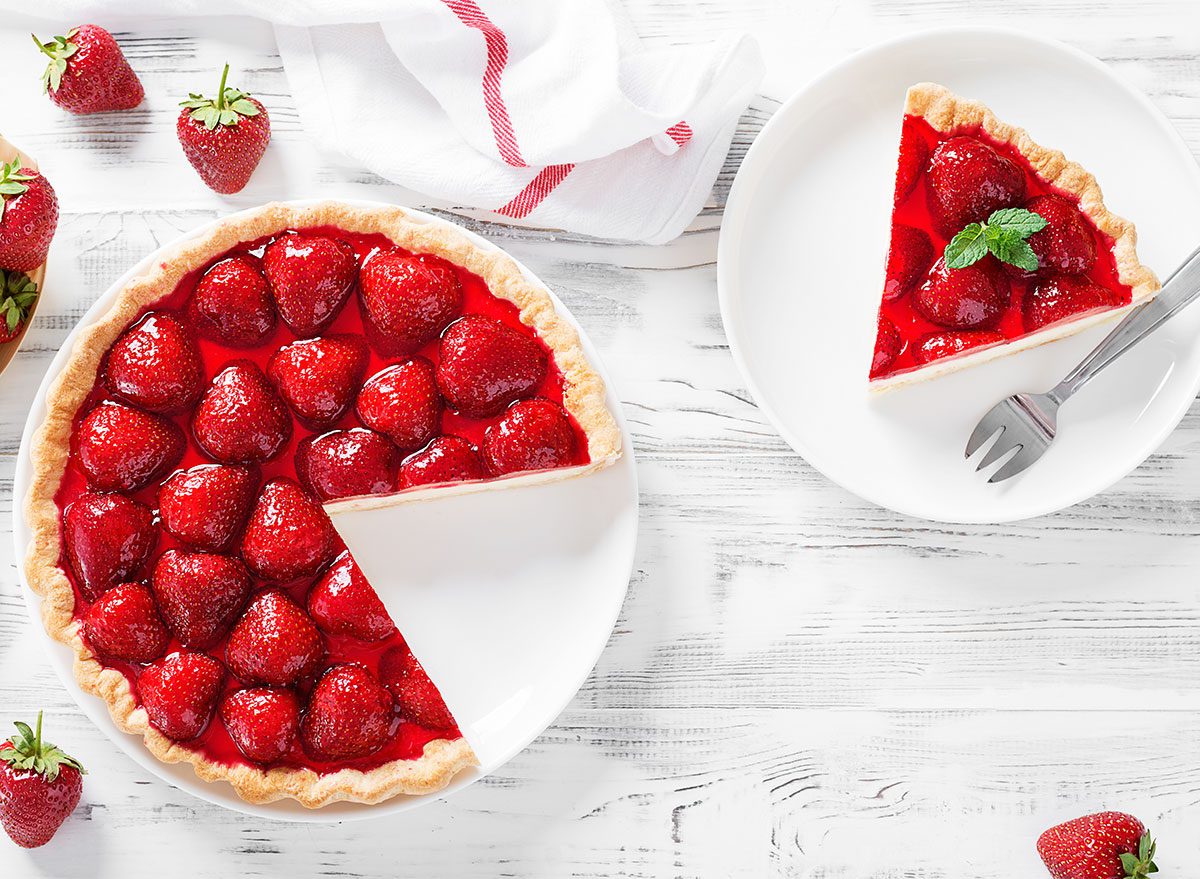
869;82;1160;393
22;200;622;807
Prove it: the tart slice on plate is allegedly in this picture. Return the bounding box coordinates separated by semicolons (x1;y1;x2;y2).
869;82;1159;391
23;201;621;807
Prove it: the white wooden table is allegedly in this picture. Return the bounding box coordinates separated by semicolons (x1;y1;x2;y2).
3;3;1200;876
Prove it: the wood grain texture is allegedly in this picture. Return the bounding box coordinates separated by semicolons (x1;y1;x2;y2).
3;1;1200;876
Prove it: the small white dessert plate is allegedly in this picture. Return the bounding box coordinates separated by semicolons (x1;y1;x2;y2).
12;201;638;821
718;27;1200;523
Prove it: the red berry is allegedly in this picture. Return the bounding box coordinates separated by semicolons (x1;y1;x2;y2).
104;312;204;414
400;435;484;488
0;712;85;849
63;493;156;601
0;158;58;271
359;250;462;357
150;549;251;650
1037;812;1154;879
355;357;442;452
1021;194;1098;277
1023;276;1123;333
883;224;934;302
157;464;259;553
240;477;339;581
378;644;454;730
307;551;396;641
176;64;270;194
437;315;548;418
870;315;902;378
926;135;1026;237
226;590;325;687
914;257;1010;330
301;664;393;761
295;429;398;503
912;330;1004;364
262;233;357;338
76;401;184;494
189;255;276;347
219;688;301;764
138;651;224;742
34;25;143;114
192;362;291;464
482;398;578;476
267;334;369;428
82;582;170;664
894;120;930;204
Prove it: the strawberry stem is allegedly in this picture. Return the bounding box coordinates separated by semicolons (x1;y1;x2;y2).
216;63;230;112
30;33;54;59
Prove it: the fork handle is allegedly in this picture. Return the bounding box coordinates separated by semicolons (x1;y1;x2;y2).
1052;243;1200;400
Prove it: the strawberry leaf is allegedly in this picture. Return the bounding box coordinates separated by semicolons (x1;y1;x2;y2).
0;712;85;783
182;63;261;129
0;269;40;333
32;32;79;94
945;223;988;269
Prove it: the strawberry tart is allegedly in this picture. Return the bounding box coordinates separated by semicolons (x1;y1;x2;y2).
870;83;1159;390
23;201;621;807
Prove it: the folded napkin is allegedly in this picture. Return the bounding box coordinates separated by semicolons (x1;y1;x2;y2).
10;0;763;243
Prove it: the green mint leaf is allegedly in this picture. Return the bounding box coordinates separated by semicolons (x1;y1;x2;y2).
987;231;1038;272
988;206;1047;238
944;223;988;269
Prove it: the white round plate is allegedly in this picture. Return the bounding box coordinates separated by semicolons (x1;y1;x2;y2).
718;27;1200;523
12;201;638;821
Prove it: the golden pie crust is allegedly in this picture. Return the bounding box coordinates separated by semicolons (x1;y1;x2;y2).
871;83;1160;392
22;200;623;807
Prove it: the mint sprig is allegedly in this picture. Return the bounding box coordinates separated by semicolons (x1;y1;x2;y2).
944;207;1048;272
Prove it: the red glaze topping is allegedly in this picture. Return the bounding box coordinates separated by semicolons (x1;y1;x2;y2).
872;115;1132;381
52;225;591;777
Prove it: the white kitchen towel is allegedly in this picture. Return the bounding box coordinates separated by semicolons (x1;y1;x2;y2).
9;0;763;243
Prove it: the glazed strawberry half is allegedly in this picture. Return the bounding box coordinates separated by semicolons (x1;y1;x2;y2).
355;357;442;452
1037;812;1157;879
268;334;368;428
296;429;398;503
226;590;325;687
75;401;185;493
359;250;461;357
262;233;357;338
301;664;394;762
151;549;251;650
437;314;548;417
82;582;170;664
104;311;205;414
378;644;454;730
0;268;40;344
0;712;85;848
307;551;396;642
0;157;58;272
63;492;156;600
220;688;301;764
400;435;484;488
192;362;291;464
240;477;338;581
33;25;143;114
177;64;270;194
188;254;276;347
138;652;225;742
157;464;259;553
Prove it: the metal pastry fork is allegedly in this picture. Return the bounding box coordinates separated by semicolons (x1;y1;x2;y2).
967;244;1200;482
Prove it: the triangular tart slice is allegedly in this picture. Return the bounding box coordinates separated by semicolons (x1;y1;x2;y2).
869;82;1159;391
23;201;620;808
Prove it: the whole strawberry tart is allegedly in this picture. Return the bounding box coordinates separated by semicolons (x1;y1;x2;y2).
23;201;621;807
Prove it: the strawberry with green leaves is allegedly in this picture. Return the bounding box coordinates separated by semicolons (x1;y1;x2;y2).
0;269;39;344
177;64;270;194
1037;812;1158;879
0;157;58;272
32;25;143;115
0;712;85;848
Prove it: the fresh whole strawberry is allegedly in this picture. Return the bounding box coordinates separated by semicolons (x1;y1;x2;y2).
33;25;143;114
225;590;325;687
378;644;454;730
157;464;259;553
219;688;301;764
295;429;398;503
1019;194;1097;277
267;334;368;428
913;330;1004;364
76;401;185;494
870;315;902;378
0;712;85;848
104;311;204;413
63;493;156;600
894;122;930;205
138;652;224;742
189;254;277;347
240;477;338;581
81;582;170;664
1024;276;1122;333
355;357;443;451
400;435;484;488
307;551;396;641
914;256;1011;330
151;549;251;650
301;664;394;761
0;157;58;272
482;398;578;476
359;250;462;357
1037;812;1157;879
0;269;40;344
177;64;270;194
437;315;548;417
884;224;934;301
262;233;357;337
192;362;291;464
926;135;1026;238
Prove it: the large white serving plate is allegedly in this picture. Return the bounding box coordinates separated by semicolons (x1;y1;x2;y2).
13;201;638;821
718;27;1200;523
